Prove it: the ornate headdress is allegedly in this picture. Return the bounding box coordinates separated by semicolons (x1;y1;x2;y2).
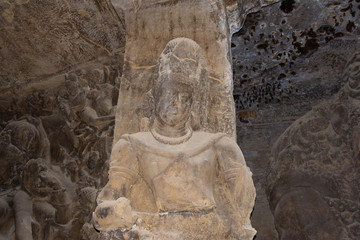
153;38;207;98
142;38;208;131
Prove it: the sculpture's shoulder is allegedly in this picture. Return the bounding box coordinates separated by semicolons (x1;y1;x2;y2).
213;134;246;165
191;131;227;145
123;132;154;147
213;134;239;148
110;134;137;160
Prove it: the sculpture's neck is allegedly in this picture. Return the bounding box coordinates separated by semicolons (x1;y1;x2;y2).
151;119;193;145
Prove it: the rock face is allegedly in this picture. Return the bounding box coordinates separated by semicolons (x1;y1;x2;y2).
0;67;120;239
267;52;360;239
0;0;124;86
232;0;360;238
93;38;256;240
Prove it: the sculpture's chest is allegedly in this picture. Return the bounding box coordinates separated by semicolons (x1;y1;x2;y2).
138;147;216;180
136;147;217;212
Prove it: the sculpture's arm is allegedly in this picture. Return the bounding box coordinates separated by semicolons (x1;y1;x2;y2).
14;191;33;240
215;136;256;238
97;136;139;204
93;136;139;231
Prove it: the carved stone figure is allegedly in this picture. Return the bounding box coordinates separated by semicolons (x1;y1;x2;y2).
57;72;115;131
0;191;32;240
0;117;51;240
0;116;78;239
267;53;360;239
0;50;119;239
93;38;256;240
0;116;50;187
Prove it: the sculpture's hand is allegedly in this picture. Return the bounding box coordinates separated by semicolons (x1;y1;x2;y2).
92;197;134;231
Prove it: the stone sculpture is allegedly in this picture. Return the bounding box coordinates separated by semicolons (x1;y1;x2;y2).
267;53;360;239
0;116;50;187
93;38;256;240
0;111;109;239
57;72;115;131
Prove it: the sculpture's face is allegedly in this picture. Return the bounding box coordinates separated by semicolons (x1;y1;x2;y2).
23;159;62;197
155;81;193;127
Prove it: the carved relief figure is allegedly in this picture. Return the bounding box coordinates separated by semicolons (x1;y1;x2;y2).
0;116;77;240
267;53;360;239
57;72;115;131
93;38;256;240
0;117;50;240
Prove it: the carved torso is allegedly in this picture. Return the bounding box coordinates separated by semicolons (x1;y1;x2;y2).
127;132;226;212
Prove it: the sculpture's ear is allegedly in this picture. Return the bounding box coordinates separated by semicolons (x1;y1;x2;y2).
191;111;200;131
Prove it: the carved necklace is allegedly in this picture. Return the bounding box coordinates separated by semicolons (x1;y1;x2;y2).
150;126;193;145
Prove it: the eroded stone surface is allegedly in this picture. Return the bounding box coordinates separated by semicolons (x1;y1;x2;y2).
267;53;360;239
0;61;122;239
0;0;124;87
0;0;272;239
233;1;360;238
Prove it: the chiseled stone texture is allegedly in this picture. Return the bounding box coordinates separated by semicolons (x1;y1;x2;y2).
232;0;360;239
0;1;125;239
0;0;124;87
0;65;120;239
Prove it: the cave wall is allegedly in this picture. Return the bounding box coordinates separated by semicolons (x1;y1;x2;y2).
232;0;360;239
0;0;124;85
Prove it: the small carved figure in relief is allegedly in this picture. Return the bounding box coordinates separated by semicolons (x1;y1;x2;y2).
57;72;115;131
93;38;256;240
0;116;50;186
0;117;51;240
